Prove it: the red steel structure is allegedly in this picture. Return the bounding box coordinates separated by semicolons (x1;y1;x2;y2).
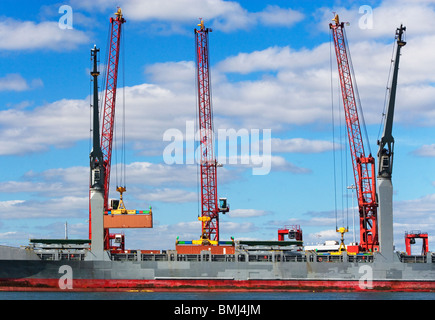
101;8;126;212
330;15;378;253
195;20;220;242
405;231;429;256
88;8;125;248
278;225;303;242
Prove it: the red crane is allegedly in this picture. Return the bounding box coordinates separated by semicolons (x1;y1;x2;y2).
101;8;126;212
88;8;126;249
330;15;378;253
195;20;228;243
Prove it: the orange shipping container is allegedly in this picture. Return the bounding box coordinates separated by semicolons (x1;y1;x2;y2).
104;214;153;229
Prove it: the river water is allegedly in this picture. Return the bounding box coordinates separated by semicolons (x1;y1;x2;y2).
1;291;434;300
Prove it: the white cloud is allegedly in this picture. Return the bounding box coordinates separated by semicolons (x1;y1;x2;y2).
315;0;435;40
228;209;270;218
138;188;197;203
0;98;89;155
145;61;195;89
0;18;89;50
0;167;89;198
272;138;337;153
220;221;256;234
224;154;309;175
0;200;26;209
213;44;335;128
124;162;197;187
0;196;87;219
255;5;304;27
123;0;244;22
394;194;435;219
413;144;435;157
217;46;292;74
214;21;435;129
71;0;304;32
0;231;19;239
270;156;311;174
392;194;435;250
0;74;43;92
0;162;199;201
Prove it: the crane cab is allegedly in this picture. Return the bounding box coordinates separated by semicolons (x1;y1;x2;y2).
114;234;123;244
381;154;389;170
91;167;102;188
110;199;120;210
378;150;392;178
219;198;229;213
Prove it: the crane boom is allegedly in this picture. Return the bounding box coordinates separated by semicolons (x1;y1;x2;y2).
101;8;126;212
195;20;219;242
330;15;378;253
378;25;406;179
194;20;229;243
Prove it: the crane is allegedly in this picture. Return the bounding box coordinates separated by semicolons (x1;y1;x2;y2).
377;25;406;259
100;8;125;250
89;8;152;257
101;7;125;210
89;8;153;256
88;8;125;255
195;20;229;244
330;15;378;253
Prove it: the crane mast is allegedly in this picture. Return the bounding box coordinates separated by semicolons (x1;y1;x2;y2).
89;46;105;255
330;15;378;253
377;25;406;259
194;20;228;243
90;47;104;187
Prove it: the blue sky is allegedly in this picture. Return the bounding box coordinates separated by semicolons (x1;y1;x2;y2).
0;0;434;254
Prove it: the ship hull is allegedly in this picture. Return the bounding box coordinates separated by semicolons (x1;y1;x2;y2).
0;257;434;292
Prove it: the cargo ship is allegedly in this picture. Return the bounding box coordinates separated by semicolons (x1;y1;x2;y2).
0;12;434;293
0;228;434;292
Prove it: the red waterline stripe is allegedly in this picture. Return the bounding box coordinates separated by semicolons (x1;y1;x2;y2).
0;278;434;292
